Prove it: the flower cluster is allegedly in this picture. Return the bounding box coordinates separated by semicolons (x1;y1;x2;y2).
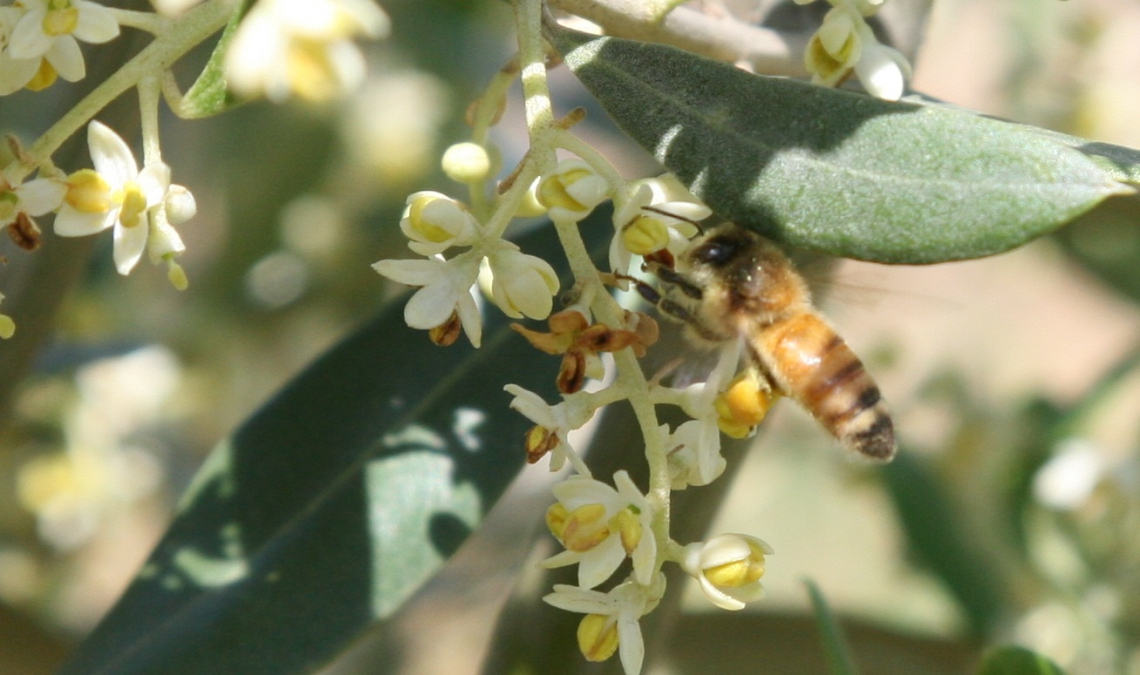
0;0;119;95
0;0;391;337
795;0;911;101
376;145;777;674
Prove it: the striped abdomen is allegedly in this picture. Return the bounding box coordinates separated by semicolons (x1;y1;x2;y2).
754;311;896;460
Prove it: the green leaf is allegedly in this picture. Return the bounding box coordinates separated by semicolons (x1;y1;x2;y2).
178;0;249;119
881;453;1008;635
978;645;1066;675
549;27;1133;264
804;579;860;675
57;210;613;675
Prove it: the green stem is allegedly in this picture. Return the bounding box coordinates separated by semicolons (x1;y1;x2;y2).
514;0;556;173
12;0;236;181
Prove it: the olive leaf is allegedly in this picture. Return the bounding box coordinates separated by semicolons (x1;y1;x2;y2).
56;210;613;675
549;26;1134;264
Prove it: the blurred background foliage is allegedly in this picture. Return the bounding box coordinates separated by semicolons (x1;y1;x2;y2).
1;0;1139;673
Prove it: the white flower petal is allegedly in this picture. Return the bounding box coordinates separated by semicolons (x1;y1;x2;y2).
577;535;625;590
0;53;39;95
697;575;745;611
16;179;67;215
44;35;85;81
542;584;612;614
454;288;482;348
138;163;172;205
73;1;121;43
88;122;138;185
54;205;114;236
114;220;149;274
372;257;445;286
404;279;461;330
616;613;645;675
8;9;51;59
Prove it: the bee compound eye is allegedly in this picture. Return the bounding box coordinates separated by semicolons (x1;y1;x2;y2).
691;236;740;267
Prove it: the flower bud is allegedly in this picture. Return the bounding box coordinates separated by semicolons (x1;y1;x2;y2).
441;142;493;183
399;191;480;255
537;159;608;222
682;534;773;611
485;246;559;320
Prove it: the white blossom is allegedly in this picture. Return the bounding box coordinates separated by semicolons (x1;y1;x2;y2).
398;191;480;256
3;0;119;90
609;174;708;276
54;122;194;276
544;575;666;675
537;158;609;223
483;242;559;320
681;534;773;610
544;471;656;589
373;252;483;347
225;0;389;102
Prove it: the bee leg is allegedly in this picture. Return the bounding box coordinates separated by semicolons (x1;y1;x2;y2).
652;266;703;300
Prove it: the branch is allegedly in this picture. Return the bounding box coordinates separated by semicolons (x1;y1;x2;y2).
547;0;810;77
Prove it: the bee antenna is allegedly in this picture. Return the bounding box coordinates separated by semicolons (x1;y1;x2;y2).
641;205;705;234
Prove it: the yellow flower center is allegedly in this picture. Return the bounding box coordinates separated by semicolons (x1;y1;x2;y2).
65;169;113;213
118;181;148;228
287;39;338;102
43;0;78;36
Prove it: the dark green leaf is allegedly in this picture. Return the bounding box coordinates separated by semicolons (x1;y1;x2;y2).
881;453;1008;635
978;645;1066;675
178;0;249;119
804;579;860;675
57;210;613;675
549;27;1132;264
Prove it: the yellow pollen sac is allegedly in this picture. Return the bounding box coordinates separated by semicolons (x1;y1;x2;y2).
545;502;570;540
577;614;618;663
561;503;611;552
26;59;59;91
715;374;774;439
43;3;79;36
406;196;454;243
621;216;669;255
610;508;642;555
537;171;589;212
703;550;766;588
65;169;114;213
118;181;148;228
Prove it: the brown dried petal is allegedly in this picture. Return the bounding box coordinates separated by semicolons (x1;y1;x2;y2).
511;322;572;354
8;213;42;251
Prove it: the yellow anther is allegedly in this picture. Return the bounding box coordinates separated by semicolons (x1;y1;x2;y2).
26;60;59;91
118;182;148;228
703;550;766;588
65;169;113;213
715;373;774;439
611;508;642;555
538;167;599;212
621;215;669;255
577;614;618;663
560;503;610;552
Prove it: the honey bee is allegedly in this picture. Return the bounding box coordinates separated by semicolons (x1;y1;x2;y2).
632;222;896;461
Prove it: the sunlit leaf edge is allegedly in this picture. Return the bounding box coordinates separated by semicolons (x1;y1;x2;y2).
550;26;1131;264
